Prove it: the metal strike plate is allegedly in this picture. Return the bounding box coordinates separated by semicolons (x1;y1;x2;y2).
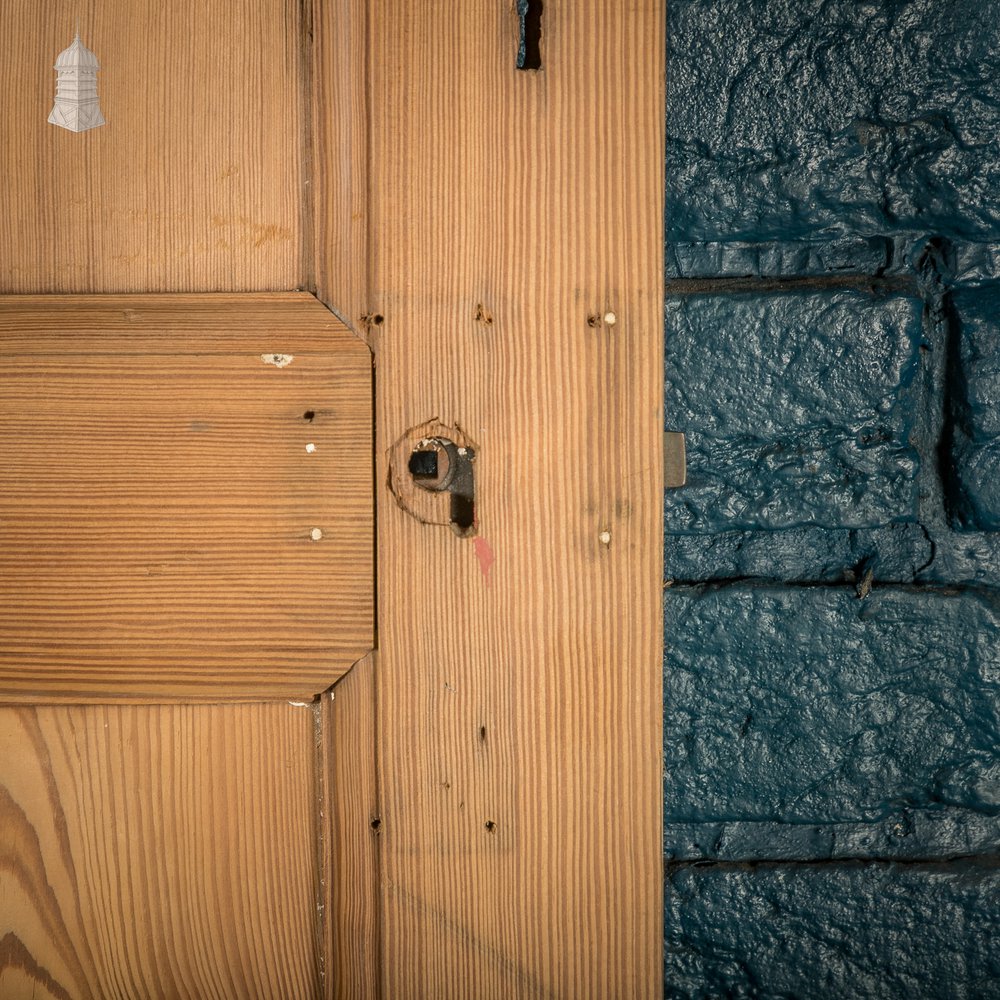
664;431;686;489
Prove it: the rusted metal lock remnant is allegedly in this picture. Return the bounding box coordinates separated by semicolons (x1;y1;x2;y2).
408;437;475;532
388;419;478;535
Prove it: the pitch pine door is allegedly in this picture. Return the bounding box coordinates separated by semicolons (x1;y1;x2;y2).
0;2;664;997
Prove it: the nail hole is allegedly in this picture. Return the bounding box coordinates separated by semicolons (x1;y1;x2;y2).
587;314;602;328
479;725;487;743
484;820;497;833
370;817;382;833
303;410;315;421
516;0;543;70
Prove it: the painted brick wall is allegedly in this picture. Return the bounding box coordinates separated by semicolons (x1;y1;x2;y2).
664;2;1000;996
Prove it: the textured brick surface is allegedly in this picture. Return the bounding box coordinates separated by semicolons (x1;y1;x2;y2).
663;523;935;586
666;862;1000;1000
666;584;1000;825
952;286;1000;529
668;0;1000;246
664;1;1000;995
665;292;922;532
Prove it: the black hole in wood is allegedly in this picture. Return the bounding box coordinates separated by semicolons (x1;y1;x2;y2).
370;817;382;832
450;493;475;533
516;0;543;70
409;449;439;480
303;410;315;421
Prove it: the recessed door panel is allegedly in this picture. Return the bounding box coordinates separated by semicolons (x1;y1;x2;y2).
0;1;305;294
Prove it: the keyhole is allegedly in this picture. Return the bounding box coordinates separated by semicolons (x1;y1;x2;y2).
516;0;543;70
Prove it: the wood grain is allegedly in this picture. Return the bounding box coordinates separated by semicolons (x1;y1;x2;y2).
0;294;373;700
333;0;666;995
310;0;370;334
0;702;322;999
0;1;305;293
321;657;381;1000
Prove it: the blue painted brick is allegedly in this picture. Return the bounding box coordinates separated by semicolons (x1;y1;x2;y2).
668;0;1000;247
953;286;1000;528
665;584;1000;824
665;291;922;532
662;523;934;586
663;4;1000;994
666;862;1000;999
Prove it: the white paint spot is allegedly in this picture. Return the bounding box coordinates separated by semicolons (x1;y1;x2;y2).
305;442;316;453
287;701;310;707
598;530;612;545
603;312;617;326
457;447;468;456
310;527;323;541
261;353;294;368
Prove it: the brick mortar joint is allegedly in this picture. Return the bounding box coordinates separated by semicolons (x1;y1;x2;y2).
665;274;918;296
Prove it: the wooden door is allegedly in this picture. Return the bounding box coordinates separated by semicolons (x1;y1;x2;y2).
0;2;663;997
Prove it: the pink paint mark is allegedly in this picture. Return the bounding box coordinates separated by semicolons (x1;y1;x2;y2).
473;537;495;585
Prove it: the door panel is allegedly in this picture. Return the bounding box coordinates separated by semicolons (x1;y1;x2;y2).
0;294;373;700
0;1;305;294
0;702;322;999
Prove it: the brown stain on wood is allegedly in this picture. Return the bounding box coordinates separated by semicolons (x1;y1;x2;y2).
0;294;373;700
